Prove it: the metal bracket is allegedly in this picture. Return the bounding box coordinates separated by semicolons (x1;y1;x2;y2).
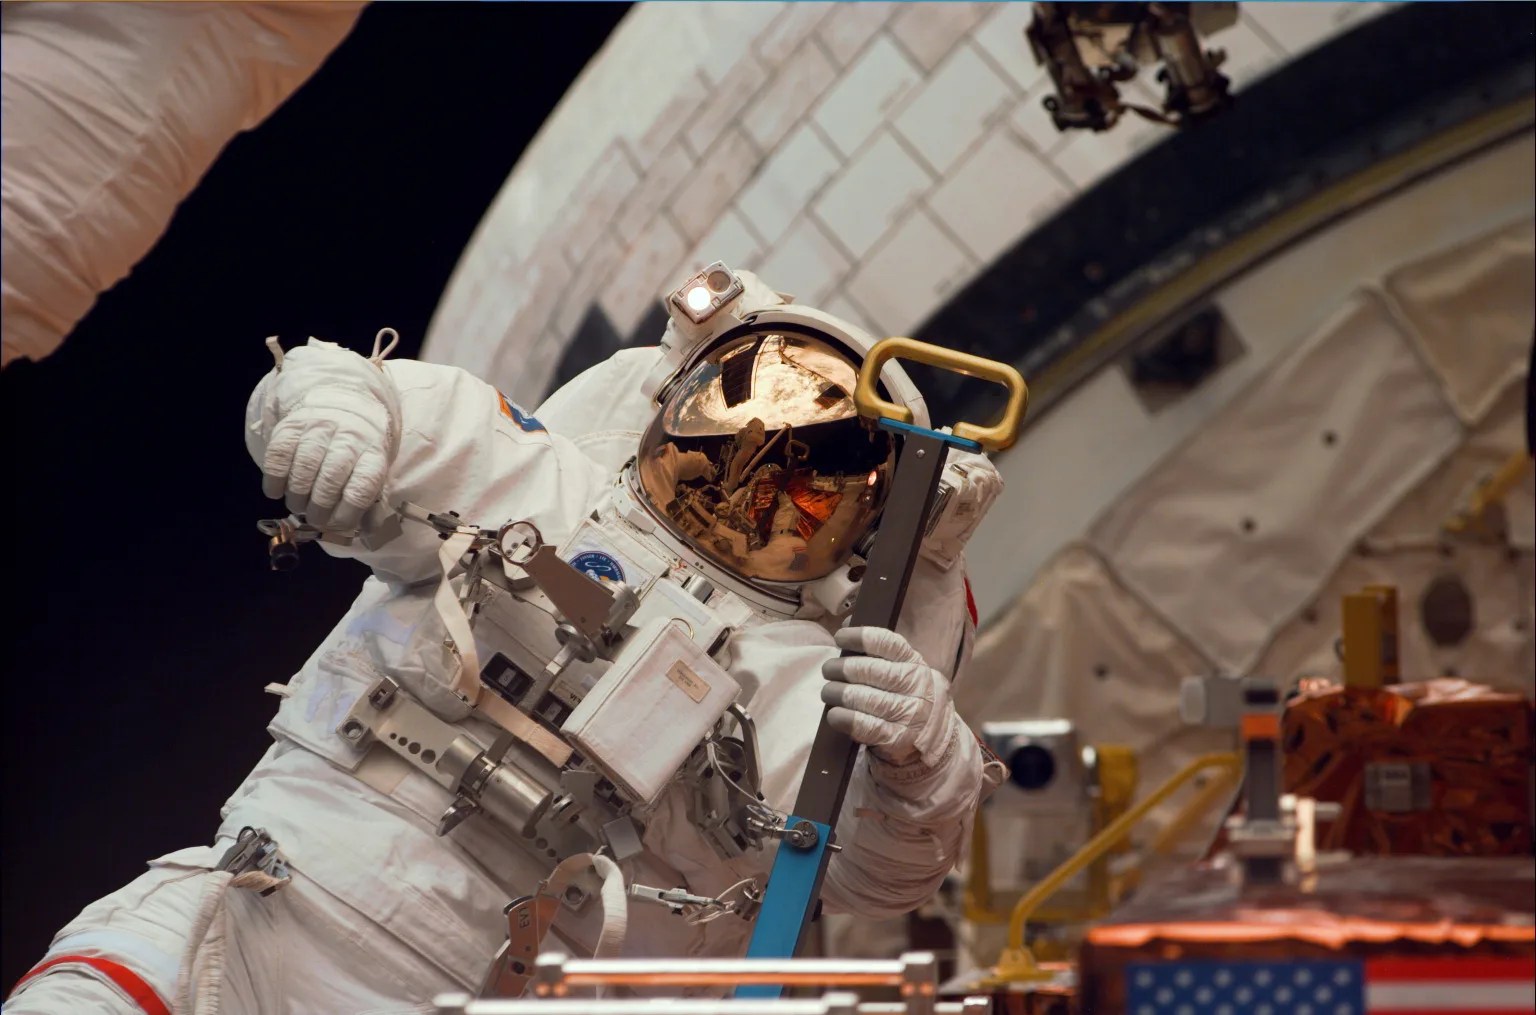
216;826;290;896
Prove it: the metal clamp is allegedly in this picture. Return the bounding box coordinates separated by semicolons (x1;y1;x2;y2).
853;337;1029;452
628;884;726;914
216;826;290;895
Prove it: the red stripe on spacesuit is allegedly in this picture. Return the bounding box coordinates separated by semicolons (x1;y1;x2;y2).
963;577;978;627
9;954;172;1015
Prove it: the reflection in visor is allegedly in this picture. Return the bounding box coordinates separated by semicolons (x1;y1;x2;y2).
637;329;895;584
662;334;859;437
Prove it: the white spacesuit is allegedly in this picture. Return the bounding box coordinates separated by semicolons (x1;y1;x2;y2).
7;269;1005;1013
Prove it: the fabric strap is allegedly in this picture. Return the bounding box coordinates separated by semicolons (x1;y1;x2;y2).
433;528;573;767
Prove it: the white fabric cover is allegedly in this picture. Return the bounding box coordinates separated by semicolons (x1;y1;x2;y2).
1089;291;1464;673
0;2;363;365
1383;216;1535;425
1259;384;1535;697
1257;543;1533;698
1368;381;1535;552
955;543;1234;831
7;844;445;1015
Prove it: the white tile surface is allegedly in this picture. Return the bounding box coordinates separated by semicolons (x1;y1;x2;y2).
666;127;762;243
811;34;922;159
1242;1;1387;56
819;292;882;337
1006;80;1071;156
756;2;836;67
494;322;569;410
813;129;934;260
614;143;696;245
892;41;1016;176
735;123;843;248
818;2;899;67
553;241;624;338
692;2;788;84
560;143;642;263
843;208;975;336
928;125;1073;265
741;42;839;152
631;81;711;170
970;1;1045;94
1214;14;1288;91
600;214;691;337
514;247;580;344
754;215;851;306
1049;105;1170;190
686;208;764;277
684;57;770;157
887;2;991;71
464;249;572;399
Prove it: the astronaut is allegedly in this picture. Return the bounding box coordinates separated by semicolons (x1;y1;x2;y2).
7;268;1005;1013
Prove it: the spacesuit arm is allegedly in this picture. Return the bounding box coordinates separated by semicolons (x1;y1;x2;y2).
816;627;1004;919
245;341;609;585
1;2;364;365
820;731;1002;919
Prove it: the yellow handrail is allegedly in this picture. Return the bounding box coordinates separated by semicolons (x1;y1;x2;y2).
1444;450;1534;535
854;337;1029;452
989;752;1242;983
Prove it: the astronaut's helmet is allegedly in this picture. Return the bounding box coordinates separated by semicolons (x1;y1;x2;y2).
636;316;916;587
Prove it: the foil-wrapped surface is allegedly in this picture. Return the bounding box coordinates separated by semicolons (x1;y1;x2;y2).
1282;678;1532;856
1081;856;1535;1012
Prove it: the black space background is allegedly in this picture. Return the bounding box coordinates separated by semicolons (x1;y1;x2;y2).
1;4;629;986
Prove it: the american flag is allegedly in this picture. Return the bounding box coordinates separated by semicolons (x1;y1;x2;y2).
1125;957;1535;1014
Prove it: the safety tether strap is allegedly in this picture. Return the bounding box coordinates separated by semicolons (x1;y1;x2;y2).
435;530;484;705
432;528;573;767
542;853;629;961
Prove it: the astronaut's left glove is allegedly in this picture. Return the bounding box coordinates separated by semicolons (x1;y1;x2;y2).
820;626;959;771
245;339;402;531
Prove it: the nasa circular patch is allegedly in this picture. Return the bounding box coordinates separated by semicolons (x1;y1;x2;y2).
570;550;625;583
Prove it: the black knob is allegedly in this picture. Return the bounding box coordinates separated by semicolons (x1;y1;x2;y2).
268;537;301;572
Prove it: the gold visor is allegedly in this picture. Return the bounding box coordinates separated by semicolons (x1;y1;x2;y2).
637;328;895;584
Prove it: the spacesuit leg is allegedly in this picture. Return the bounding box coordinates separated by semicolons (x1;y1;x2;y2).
8;844;449;1015
5;971;143;1015
7;846;259;1015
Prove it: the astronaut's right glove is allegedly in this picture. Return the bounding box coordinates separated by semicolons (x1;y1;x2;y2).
820;626;961;774
244;339;402;530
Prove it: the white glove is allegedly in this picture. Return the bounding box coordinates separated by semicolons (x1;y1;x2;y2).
820;626;958;769
245;339;401;531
